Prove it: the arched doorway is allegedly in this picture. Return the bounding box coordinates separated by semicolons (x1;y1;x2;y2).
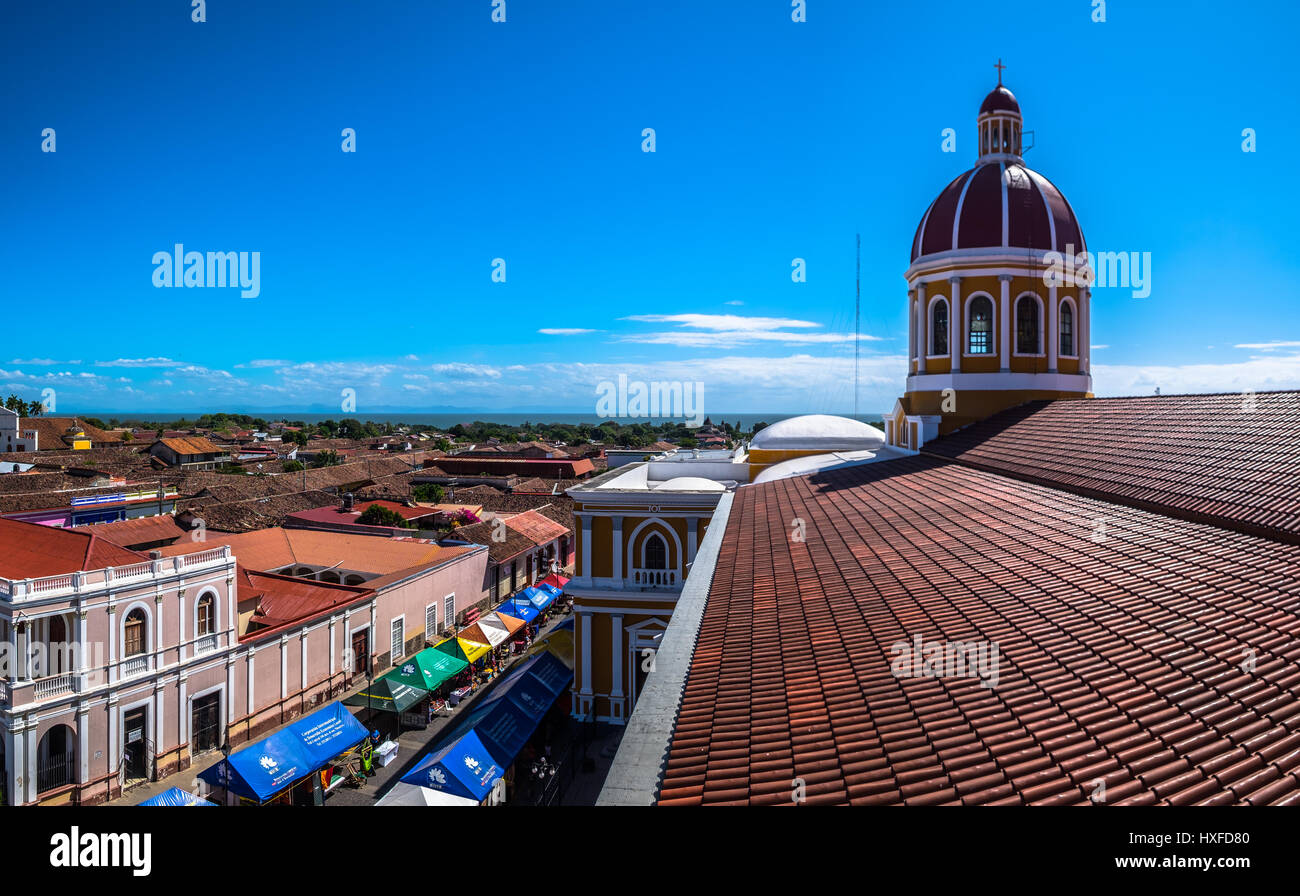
37;725;76;794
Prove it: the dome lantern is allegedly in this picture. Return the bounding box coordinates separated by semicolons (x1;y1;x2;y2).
977;60;1022;162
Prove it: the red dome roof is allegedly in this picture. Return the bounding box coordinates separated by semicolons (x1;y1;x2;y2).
979;85;1020;115
910;162;1085;263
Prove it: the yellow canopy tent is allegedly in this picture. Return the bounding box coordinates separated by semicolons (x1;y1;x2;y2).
434;636;492;665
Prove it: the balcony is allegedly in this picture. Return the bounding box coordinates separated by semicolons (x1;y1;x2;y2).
630;568;678;590
0;545;234;604
121;655;149;679
33;673;77;699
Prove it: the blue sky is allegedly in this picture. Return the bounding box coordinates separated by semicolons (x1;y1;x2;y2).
3;0;1298;416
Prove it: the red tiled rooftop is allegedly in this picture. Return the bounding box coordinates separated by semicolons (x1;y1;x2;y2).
0;517;147;579
73;514;187;548
503;508;569;544
657;456;1300;806
923;391;1300;541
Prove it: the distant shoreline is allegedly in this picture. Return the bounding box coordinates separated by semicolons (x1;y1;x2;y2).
65;411;890;429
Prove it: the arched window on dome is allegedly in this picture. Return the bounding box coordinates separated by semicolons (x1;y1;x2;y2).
1016;296;1041;354
931;299;948;355
1060;302;1074;356
968;296;993;354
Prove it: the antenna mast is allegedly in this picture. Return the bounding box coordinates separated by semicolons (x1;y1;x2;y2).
855;233;861;420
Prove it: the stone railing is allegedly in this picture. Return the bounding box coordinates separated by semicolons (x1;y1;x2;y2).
0;545;234;603
630;567;678;590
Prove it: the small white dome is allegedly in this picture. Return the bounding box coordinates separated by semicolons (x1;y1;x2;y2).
750;414;885;451
651;476;727;492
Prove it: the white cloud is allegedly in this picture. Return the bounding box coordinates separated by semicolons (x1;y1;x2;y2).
429;363;502;379
1093;356;1300;396
624;313;821;331
619;313;882;348
1233;341;1300;351
94;357;184;368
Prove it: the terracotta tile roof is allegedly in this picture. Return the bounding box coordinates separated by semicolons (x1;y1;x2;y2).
176;490;341;533
158;526;475;589
20;417;120;448
657;456;1300;806
0;517;146;578
241;568;373;638
924;392;1300;541
446;520;540;564
157;436;225;456
503;508;569;544
74;514;187;548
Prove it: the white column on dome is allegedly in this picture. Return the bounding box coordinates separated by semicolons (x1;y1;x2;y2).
949;277;962;373
999;275;1012;371
916;282;928;373
1080;287;1091;375
1047;284;1059;372
907;289;917;371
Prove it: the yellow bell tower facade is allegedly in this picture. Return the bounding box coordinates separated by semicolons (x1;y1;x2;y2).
885;70;1093;451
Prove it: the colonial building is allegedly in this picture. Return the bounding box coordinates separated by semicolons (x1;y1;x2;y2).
566;422;897;725
0;518;486;805
0;409;38;454
887;77;1093;450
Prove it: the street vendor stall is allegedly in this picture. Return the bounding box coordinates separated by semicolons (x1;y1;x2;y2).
496;595;540;624
197;702;369;805
398;729;502;804
137;787;217;806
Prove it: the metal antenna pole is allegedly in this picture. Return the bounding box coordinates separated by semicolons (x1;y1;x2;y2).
855;233;861;420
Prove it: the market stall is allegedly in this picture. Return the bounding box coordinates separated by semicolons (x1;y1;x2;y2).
137;787;217;806
398;729;502;804
197;702;370;805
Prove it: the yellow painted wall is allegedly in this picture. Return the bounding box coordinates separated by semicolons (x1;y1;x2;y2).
592;515;613;578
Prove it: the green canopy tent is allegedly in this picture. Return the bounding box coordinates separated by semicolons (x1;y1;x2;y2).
388;647;470;692
344;675;426;714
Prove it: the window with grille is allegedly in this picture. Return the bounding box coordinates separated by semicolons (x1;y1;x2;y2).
968;297;993;354
444;594;456;631
426;603;438;644
390;617;405;662
1016;296;1040;354
1060;303;1074;356
931;300;949;355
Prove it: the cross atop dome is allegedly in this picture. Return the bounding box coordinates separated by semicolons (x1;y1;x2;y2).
994;58;1005;85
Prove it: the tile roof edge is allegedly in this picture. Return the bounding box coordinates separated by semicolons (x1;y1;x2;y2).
596;490;735;807
920;450;1300;547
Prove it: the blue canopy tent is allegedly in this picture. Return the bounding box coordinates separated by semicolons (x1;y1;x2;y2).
399;729;502;802
536;582;563;600
517;586;554;611
137;786;216;806
496;596;540;623
198;701;369;803
437;651;575;768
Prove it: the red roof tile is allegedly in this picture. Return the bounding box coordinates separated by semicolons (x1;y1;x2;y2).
924;392;1300;541
0;517;146;578
657;456;1300;806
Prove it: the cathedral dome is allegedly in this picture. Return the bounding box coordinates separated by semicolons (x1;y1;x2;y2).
750;415;885;452
910;162;1085;262
652;476;727;492
911;79;1085;263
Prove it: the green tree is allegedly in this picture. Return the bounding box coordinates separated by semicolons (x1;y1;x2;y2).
412;483;445;503
310;450;341;468
357;504;413;529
